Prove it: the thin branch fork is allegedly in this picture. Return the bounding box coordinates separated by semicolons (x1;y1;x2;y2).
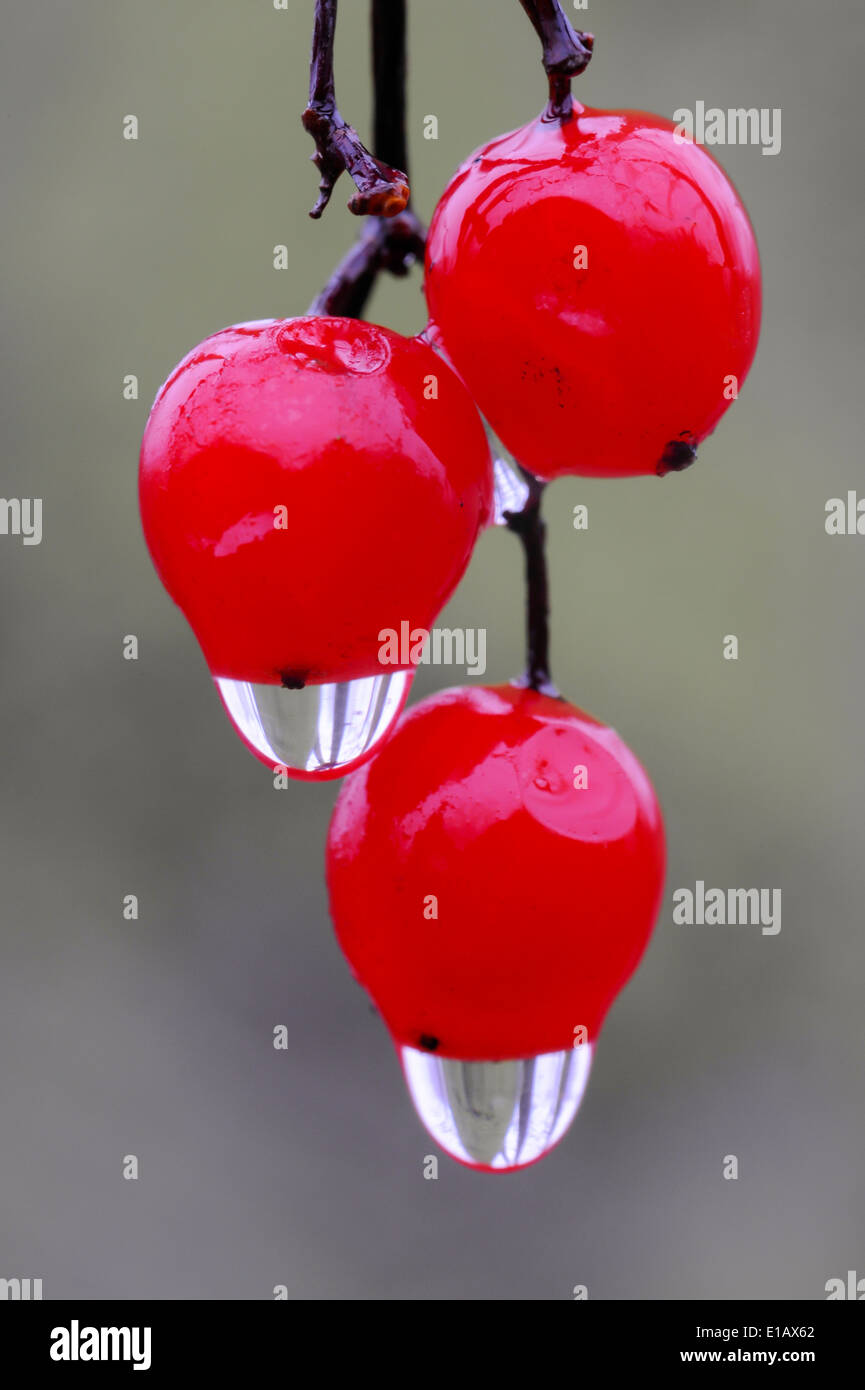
308;206;425;318
303;0;410;219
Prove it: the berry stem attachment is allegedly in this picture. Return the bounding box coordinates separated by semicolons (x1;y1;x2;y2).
518;0;594;121
303;0;411;220
504;470;558;697
308;0;426;318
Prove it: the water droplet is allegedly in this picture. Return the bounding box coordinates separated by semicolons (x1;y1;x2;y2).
401;1044;592;1170
479;415;531;522
492;454;531;523
276;320;390;375
215;671;411;778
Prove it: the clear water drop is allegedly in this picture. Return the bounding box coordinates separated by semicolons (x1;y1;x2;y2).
215;670;411;778
401;1044;592;1170
491;454;531;524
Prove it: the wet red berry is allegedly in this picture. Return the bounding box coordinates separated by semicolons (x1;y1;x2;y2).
425;105;761;479
139;316;493;687
327;684;666;1061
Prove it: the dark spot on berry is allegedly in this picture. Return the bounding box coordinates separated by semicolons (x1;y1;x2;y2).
657;432;697;476
280;670;307;690
419;1034;439;1051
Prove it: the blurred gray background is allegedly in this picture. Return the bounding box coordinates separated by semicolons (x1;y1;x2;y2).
1;0;863;1300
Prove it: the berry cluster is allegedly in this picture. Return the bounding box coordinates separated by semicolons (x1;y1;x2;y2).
139;4;760;1171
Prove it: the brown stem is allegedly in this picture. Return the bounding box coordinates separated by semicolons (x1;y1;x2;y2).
504;469;558;697
308;209;425;317
302;0;410;219
518;0;594;120
372;0;409;175
308;0;425;318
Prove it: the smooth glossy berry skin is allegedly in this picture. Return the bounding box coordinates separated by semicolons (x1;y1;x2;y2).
139;317;492;686
327;684;665;1060
425;105;762;479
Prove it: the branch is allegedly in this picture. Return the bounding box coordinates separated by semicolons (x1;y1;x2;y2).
308;207;425;318
308;0;425;319
302;0;410;219
518;0;594;120
372;0;409;175
504;469;558;697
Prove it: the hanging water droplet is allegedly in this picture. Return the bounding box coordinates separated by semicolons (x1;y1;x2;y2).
215;670;411;778
480;413;532;522
401;1043;592;1170
491;454;531;524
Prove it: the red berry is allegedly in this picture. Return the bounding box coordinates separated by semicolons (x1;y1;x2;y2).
327;684;665;1059
139;317;493;689
425;105;761;479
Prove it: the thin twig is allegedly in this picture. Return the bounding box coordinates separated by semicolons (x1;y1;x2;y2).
372;0;409;175
307;0;425;318
518;0;594;120
308;209;425;317
504;469;558;696
302;0;410;219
